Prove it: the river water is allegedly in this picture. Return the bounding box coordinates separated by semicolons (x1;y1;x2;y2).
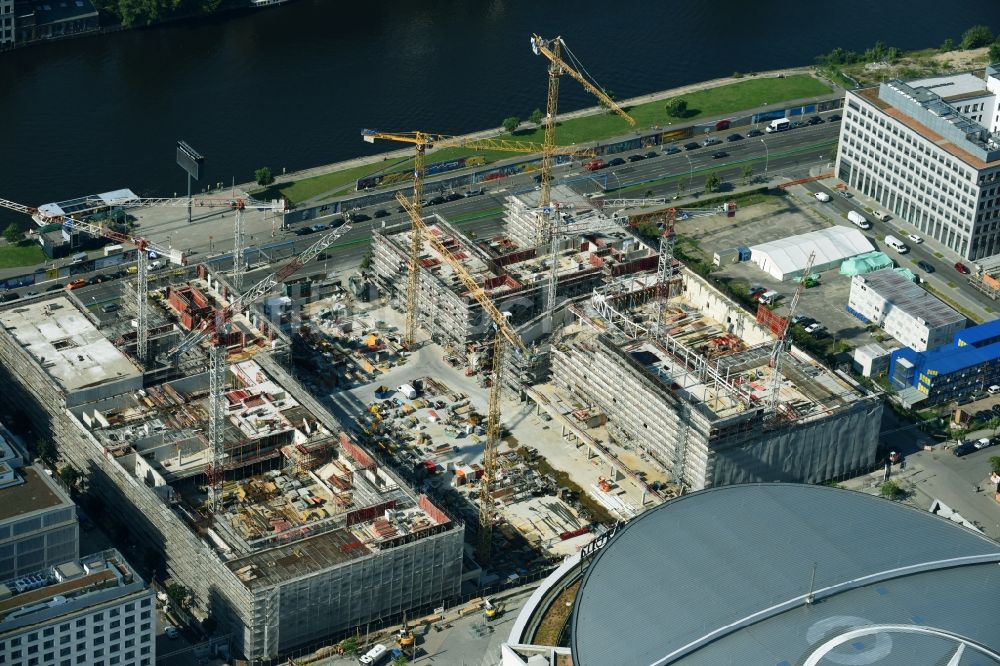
0;0;997;222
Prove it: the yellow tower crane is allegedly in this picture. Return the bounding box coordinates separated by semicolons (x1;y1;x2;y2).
397;192;528;564
530;34;635;213
362;129;589;348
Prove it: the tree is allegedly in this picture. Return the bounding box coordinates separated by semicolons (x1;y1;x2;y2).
960;25;994;50
34;438;57;467
58;466;80;489
340;636;360;656
940;37;954;52
392;655;409;666
704;172;721;194
528;108;543;125
502;116;521;133
741;164;753;186
3;223;20;244
166;583;191;609
990;456;1000;474
989;37;1000;64
255;167;274;187
879;480;902;499
664;98;688;118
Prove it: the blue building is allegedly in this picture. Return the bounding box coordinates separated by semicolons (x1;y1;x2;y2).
889;318;1000;405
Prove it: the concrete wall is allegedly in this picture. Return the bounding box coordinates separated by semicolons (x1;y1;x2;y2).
681;271;772;347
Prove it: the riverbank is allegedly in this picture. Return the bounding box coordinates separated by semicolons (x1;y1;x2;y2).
250;66;836;205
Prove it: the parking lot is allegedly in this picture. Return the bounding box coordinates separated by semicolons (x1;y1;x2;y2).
682;185;879;349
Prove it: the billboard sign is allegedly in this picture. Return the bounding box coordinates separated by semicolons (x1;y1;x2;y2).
176;141;204;181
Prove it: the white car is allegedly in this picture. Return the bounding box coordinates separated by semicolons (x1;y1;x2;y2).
974;437;994;450
804;323;823;334
164;626;180;639
907;234;923;243
814;192;831;202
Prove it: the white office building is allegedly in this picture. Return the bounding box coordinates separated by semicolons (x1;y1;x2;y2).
835;65;1000;260
848;268;966;352
0;550;155;666
0;0;13;46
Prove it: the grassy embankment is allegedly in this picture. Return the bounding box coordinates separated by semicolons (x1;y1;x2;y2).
254;75;830;205
0;242;47;269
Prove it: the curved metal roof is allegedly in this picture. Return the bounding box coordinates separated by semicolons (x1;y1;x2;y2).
571;484;1000;666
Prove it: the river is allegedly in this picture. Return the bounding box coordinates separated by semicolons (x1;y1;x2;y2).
0;0;997;224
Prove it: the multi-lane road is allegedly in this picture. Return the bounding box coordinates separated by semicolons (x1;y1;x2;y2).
2;112;845;308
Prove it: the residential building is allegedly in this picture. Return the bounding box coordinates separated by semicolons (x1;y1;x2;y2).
0;549;155;666
889;318;1000;405
0;0;14;46
835;66;1000;260
847;268;966;352
0;426;78;582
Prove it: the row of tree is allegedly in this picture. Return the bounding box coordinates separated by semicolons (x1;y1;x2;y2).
816;25;1000;68
91;0;224;28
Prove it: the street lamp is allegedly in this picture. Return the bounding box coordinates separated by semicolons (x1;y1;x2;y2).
760;138;769;180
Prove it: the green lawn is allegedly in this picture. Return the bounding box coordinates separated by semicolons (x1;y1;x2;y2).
0;242;46;269
256;75;830;205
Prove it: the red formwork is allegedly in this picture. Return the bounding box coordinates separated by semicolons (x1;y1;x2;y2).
339;432;376;470
756;303;788;337
418;494;449;525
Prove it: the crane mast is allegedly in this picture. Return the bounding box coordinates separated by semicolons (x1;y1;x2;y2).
362;129;587;348
769;251;816;415
396;192;527;563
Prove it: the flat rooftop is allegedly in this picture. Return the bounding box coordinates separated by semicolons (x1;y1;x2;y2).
908;71;988;101
0;550;143;630
0;297;141;393
854;268;966;329
0;465;72;523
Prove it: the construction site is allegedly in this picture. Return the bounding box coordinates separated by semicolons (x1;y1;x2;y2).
0;193;466;662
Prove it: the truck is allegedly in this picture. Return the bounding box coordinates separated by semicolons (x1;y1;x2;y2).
847;210;871;230
765;118;790;133
583;159;606;171
358;644;388;665
883;234;908;253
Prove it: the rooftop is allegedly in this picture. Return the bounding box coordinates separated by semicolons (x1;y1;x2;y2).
0;465;72;523
0;550;145;634
852;268;966;329
571;484;1000;666
892;317;1000;377
0;297;141;394
34;188;137;224
908;71;988;100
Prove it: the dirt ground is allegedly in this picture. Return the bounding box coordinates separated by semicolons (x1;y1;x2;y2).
852;46;990;85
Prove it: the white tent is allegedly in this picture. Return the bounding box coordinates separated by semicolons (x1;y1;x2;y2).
750;226;874;280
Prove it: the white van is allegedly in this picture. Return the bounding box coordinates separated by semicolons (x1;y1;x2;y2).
883;235;909;253
398;384;417;400
70;252;88;265
847;210;871;230
766;118;790;133
759;290;780;305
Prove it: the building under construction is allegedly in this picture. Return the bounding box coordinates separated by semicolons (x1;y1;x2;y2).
370;188;658;349
0;284;463;661
549;266;882;490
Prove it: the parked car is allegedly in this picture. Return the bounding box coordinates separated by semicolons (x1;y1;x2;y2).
164;625;180;640
294;227;314;236
804;322;824;334
45;284;63;292
806;115;824;125
828;113;842;122
426;196;446;206
350;213;371;222
101;303;120;313
644;151;658;159
907;234;923;243
748;285;766;297
663;146;682;155
917;260;935;273
627;154;645;163
746;129;764;137
814;192;831;202
953;441;975;457
0;292;19;303
702;137;722;146
974;437;993;450
607;157;626;167
873;211;890;221
683;142;701;151
66;279;87;290
373;209;390;218
955;262;971;275
726;133;744;142
712;151;728;159
445;192;465;202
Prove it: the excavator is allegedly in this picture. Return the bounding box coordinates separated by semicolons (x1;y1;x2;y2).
395;613;415;649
